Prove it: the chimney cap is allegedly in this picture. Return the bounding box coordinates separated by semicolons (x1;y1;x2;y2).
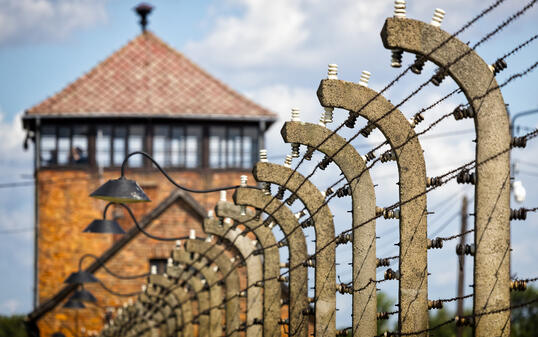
134;3;154;32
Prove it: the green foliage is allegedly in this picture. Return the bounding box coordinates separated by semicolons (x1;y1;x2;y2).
377;291;394;333
511;285;538;337
428;307;471;337
0;315;28;337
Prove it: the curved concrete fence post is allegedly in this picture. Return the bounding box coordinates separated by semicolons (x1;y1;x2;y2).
215;201;281;337
173;266;209;337
381;17;511;336
184;239;242;337
204;214;263;337
150;274;194;337
252;162;336;337
281;121;377;336
233;188;309;337
171;249;224;337
317;80;428;335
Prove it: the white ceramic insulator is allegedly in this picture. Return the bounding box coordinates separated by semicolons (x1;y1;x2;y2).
167;258;173;266
230;257;236;263
430;8;445;27
201;279;206;284
240;175;248;187
220;190;227;202
359;70;371;87
328;64;338;79
205;235;213;242
291;108;301;122
207;210;214;218
150;265;157;275
267;221;275;229
284;154;293;168
394;0;406;18
175;240;181;248
142;284;147;292
213;266;219;272
251;240;258;246
259;149;268;162
324;107;334;123
189;229;196;239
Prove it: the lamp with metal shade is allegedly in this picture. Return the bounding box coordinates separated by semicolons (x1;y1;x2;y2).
90;177;150;204
83;219;125;234
64;270;99;284
63;296;86;309
71;288;97;303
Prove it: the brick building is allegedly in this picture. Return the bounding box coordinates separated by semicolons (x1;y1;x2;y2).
21;10;280;336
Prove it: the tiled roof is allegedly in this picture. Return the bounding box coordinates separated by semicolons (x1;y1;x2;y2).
26;32;276;120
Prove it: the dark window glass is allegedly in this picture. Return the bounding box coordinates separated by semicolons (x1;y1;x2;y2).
171;126;186;167
71;126;89;165
209;126;226;168
186;126;202;168
153;126;169;166
227;127;241;167
57;127;70;165
127;126;145;167
149;259;167;274
243;127;258;168
97;126;111;167
40;126;56;166
113;126;126;166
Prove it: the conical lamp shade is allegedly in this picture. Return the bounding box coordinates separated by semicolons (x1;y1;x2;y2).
83;219;125;234
64;271;99;284
63;297;86;309
71;289;97;303
90;177;150;203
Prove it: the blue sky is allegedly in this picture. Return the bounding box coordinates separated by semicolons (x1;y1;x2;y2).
0;0;537;329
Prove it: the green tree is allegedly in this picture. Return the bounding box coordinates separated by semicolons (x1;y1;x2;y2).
0;315;28;337
511;285;538;337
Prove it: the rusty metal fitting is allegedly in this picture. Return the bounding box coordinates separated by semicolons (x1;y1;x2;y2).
336;185;352;197
384;268;400;280
275;186;285;200
409;112;425;128
335;233;352;245
376;206;385;217
300;218;314;228
319;155;333;170
510;208;527;220
278;275;289;283
280;262;290;268
336;283;353;294
377;312;390;320
455;316;474;327
308;297;315;303
456;243;475;256
456;170;476;185
360;122;377;137
511;136;527;148
453;105;475;120
262;182;271;195
380;150;396;162
427;237;443;249
291;143;300;158
426;176;443;187
431;68;448;86
337;328;351;336
325;187;334;196
253;248;263;256
303;257;315;268
294;209;306;219
302;146;315;161
345;113;358;128
510;280;527;291
411;55;426;74
254;280;264;287
377;258;391;268
284;154;293;168
286;193;298;206
428;300;443;310
490;58;507;75
253;318;263;325
383;209;400;219
391;49;403;68
361;150;376;162
277;238;288;248
237;290;246;298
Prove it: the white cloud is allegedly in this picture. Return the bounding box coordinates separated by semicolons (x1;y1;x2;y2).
0;299;21;314
0;0;108;45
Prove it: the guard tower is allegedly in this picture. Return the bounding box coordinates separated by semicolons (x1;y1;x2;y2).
23;5;276;336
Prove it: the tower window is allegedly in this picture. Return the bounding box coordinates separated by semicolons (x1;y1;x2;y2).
209;126;258;168
149;258;168;274
152;125;202;168
39;125;89;167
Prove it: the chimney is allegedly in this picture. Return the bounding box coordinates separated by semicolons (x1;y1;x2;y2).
134;3;153;32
